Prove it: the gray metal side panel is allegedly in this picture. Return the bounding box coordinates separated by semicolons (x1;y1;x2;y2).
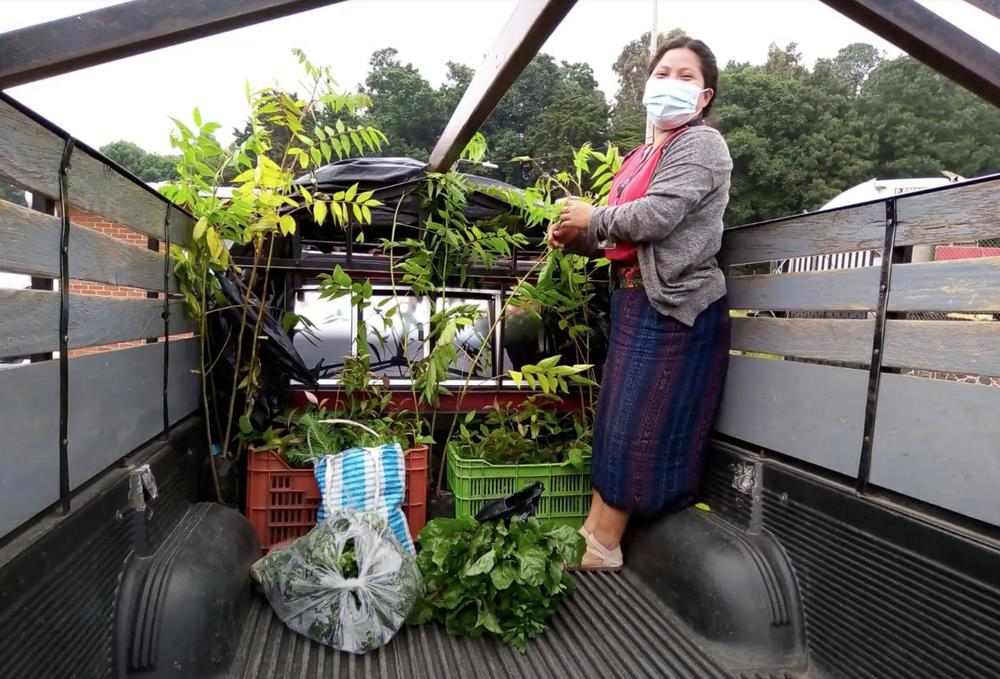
890;256;1000;312
0;289;192;358
897;181;1000;248
728;267;879;311
728;257;1000;314
0;362;59;538
0;339;199;537
871;373;1000;526
883;320;1000;376
0;198;175;290
0;99;192;243
721;203;884;265
716;356;868;476
731;318;873;364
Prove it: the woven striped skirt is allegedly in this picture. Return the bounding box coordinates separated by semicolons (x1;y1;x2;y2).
591;290;730;515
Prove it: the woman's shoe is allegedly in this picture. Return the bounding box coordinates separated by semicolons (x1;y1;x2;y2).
576;530;623;571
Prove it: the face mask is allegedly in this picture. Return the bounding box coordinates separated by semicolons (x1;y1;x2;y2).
642;78;705;130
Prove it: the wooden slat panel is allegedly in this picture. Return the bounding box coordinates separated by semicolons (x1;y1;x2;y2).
716;355;868;476
0;198;175;291
0;98;192;244
871;373;1000;526
720;202;885;265
896;180;1000;248
0;339;199;537
0;289;192;358
731;318;873;364
728;267;879;311
889;256;1000;312
0;1;345;89
727;256;1000;313
883;320;1000;376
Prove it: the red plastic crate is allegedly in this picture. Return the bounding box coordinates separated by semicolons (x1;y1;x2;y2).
246;445;429;553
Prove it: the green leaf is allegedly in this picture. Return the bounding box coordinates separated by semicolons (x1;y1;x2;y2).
476;605;503;635
344;182;358;202
489;563;517;590
238;414;252;435
314;200;328;225
517;546;547;587
205;227;223;259
192;216;208;241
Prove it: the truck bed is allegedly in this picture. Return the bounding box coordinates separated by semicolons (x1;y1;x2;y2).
230;570;782;679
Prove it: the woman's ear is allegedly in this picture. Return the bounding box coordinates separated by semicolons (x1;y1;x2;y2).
698;88;715;113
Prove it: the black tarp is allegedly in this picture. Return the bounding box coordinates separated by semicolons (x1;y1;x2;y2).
293;157;522;248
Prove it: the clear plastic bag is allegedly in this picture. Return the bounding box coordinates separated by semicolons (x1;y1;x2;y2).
251;509;422;654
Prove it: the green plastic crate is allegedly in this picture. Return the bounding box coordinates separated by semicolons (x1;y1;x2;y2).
447;445;592;528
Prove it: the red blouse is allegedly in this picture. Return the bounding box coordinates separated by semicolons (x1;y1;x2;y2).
603;127;690;263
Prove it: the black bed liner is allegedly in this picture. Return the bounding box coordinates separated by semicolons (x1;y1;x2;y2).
230;570;799;679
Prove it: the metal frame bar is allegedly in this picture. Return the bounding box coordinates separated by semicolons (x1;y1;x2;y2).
161;208;172;436
57;138;75;514
856;198;897;493
962;0;1000;21
426;0;577;172
818;0;1000;106
0;0;345;89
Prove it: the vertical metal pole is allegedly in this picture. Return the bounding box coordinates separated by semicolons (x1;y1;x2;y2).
494;291;504;389
856;197;897;494
161;207;171;435
644;0;658;144
57;138;75;514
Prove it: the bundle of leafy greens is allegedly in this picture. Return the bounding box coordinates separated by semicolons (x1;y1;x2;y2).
448;396;591;469
407;516;584;651
281;409;407;468
251;510;422;654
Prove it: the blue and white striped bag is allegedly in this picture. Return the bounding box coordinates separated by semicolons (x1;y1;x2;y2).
314;442;414;554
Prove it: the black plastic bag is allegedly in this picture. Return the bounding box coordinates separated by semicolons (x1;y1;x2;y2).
474;482;544;524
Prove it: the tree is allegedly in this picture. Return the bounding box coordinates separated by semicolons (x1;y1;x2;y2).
100;140;179;182
859;55;1000;179
363;47;447;160
763;42;807;78
437;61;474;119
830;42;883;96
715;59;876;224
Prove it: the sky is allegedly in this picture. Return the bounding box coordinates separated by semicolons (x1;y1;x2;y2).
3;0;999;154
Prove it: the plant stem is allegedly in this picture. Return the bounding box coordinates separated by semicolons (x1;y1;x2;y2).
220;241;261;459
237;235;277;461
198;264;224;502
434;253;549;494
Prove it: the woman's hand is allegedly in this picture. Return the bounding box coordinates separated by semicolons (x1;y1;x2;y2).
546;197;594;249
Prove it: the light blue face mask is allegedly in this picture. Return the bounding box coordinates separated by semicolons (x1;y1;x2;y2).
642;78;706;130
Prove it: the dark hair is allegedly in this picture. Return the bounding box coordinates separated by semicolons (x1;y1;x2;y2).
647;37;719;117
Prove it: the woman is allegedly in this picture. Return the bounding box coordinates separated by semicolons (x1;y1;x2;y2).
549;37;732;569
